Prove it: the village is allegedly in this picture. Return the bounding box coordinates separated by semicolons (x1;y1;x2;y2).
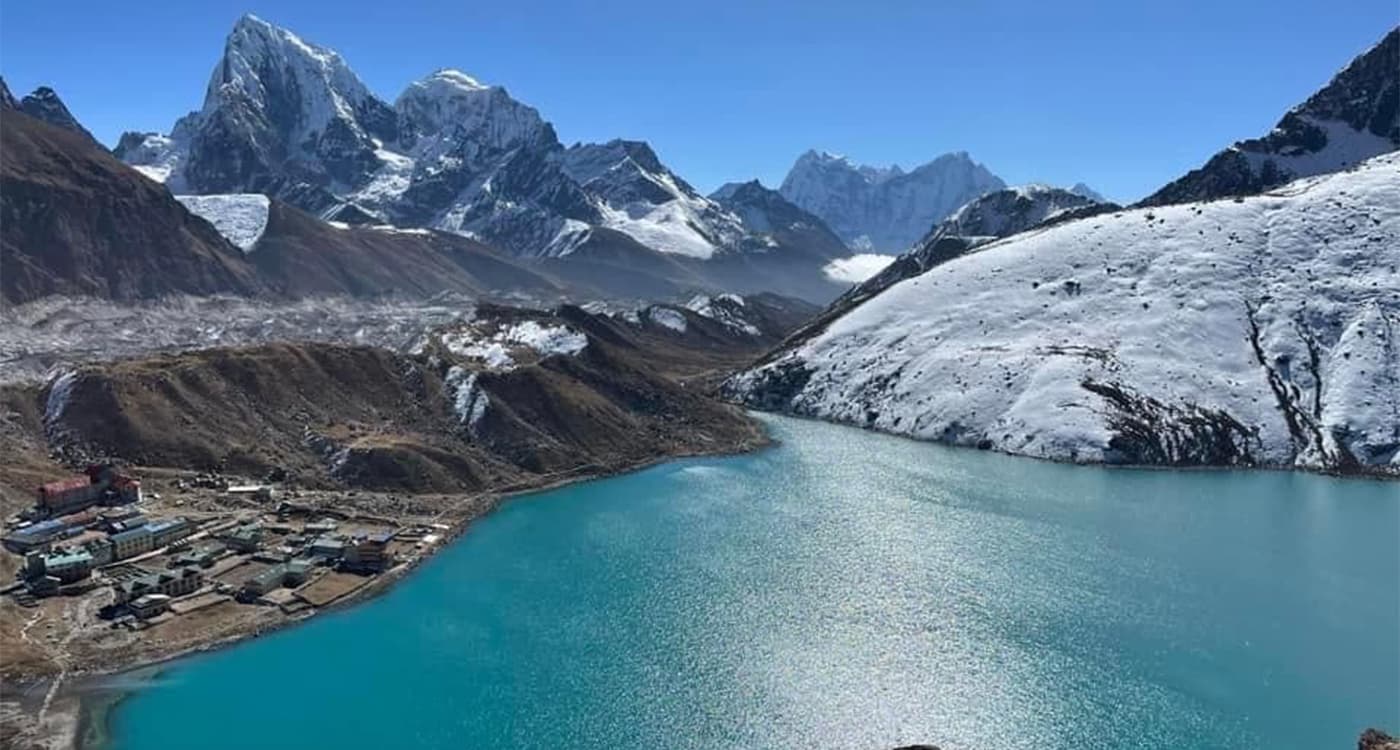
1;464;458;648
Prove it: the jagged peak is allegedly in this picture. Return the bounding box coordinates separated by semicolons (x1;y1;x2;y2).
212;14;368;103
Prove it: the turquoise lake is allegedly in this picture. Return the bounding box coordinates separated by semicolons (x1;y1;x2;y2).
107;414;1399;750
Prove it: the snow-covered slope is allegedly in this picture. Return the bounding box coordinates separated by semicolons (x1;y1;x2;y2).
560;140;746;259
175;194;272;251
730;154;1400;475
1142;27;1397;206
778;150;1005;251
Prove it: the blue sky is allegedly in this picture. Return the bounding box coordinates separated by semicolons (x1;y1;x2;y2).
2;1;1395;202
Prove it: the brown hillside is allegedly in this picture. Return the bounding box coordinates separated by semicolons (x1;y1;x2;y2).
0;109;263;304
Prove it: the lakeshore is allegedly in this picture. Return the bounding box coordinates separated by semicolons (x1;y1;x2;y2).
0;428;770;750
95;414;1399;750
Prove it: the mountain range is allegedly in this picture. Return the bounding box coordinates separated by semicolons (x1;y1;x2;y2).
777;150;1007;252
728;26;1400;476
112;16;831;272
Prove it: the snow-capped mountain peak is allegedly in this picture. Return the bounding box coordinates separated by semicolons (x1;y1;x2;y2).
393;69;553;154
779;149;1005;251
207;13;396;154
114;15;860;277
560;139;747;259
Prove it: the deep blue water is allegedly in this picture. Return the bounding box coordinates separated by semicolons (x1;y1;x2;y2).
108;415;1399;750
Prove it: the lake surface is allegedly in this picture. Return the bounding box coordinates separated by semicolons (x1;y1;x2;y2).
108;414;1399;750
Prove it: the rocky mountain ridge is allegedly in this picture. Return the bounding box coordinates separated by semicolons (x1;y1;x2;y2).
1141;27;1398;206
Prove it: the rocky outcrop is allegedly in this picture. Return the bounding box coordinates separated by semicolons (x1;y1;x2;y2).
1361;729;1400;750
928;184;1105;241
1141;27;1398;206
15;86;99;145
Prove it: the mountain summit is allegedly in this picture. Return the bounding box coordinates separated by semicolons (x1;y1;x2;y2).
114;15;794;269
778;150;1004;251
1142;27;1398;206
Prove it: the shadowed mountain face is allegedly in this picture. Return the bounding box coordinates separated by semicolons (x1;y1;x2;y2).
1141;27;1398;206
16;86;99;145
0;106;263;305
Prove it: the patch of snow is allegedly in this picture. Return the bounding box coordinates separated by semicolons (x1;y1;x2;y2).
544;219;593;257
439;319;587;369
503;320;588;358
646;307;688;333
595;199;721;259
44;369;77;427
444;365;490;431
370;224;431;236
175;194;271;252
1240;117;1397;183
823;254;896;283
353;149;417;210
685;295;760;335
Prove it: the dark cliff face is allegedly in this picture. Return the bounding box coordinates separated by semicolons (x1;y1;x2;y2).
1141;27;1398;207
0;109;263;305
13;85;100;145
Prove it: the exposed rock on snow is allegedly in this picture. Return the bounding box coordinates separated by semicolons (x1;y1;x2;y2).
685;294;760;335
646;306;688;334
778;150;1005;251
559;140;746;259
708;179;850;259
175;194;271;251
730;153;1400;475
929;184;1105;241
1142;28;1398;206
